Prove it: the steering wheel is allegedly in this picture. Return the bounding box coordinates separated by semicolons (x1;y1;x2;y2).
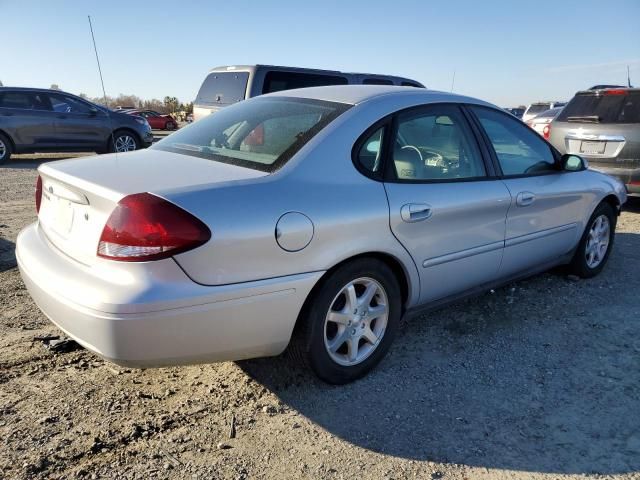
400;145;423;162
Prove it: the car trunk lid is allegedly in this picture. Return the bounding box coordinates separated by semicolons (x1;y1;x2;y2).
37;149;267;265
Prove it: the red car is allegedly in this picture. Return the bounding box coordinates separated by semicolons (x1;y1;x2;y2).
128;110;177;130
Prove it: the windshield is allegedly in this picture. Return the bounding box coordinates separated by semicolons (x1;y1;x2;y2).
556;91;640;123
195;72;249;106
527;104;550;115
152;97;351;172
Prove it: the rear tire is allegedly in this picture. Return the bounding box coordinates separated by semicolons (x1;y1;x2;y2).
0;133;13;165
567;202;616;278
290;258;402;384
109;130;139;153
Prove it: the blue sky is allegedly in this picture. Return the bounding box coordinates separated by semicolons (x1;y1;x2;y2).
2;0;639;107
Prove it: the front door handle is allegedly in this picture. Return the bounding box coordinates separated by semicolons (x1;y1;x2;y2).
516;191;536;207
401;203;432;222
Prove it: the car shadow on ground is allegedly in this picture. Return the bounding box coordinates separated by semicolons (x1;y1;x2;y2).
0;236;17;272
239;231;640;475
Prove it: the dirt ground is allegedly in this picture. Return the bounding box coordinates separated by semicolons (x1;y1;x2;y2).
1;154;639;480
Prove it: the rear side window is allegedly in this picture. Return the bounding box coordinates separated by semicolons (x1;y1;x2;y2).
363;78;394;85
557;91;640;124
0;92;50;110
471;106;556;176
401;81;422;88
196;72;249;105
355;127;385;174
262;71;348;94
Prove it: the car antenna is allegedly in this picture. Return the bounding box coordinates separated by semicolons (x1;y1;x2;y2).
450;69;456;93
87;15;118;158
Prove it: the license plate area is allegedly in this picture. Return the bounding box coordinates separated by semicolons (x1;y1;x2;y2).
580;140;606;155
40;192;75;237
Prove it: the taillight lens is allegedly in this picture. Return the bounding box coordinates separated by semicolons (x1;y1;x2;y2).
97;192;211;262
35;175;43;214
543;124;551;140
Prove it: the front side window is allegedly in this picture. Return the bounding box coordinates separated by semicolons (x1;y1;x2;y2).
262;71;348;94
392;106;486;181
471;106;556;176
152;97;350;172
48;94;94;114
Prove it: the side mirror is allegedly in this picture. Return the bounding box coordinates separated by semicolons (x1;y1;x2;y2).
88;107;99;116
561;154;587;172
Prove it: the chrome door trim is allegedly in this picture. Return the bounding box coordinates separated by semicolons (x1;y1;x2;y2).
505;223;578;248
422;240;504;268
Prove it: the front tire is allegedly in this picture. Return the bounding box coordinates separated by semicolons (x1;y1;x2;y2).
109;130;139;153
0;133;13;165
291;258;402;384
568;202;616;278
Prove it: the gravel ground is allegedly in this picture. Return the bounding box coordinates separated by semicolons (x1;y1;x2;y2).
1;154;639;480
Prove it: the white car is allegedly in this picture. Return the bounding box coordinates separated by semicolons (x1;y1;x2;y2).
522;101;566;123
526;107;563;139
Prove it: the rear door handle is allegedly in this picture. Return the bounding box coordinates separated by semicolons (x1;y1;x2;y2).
401;203;432;222
516;191;536;207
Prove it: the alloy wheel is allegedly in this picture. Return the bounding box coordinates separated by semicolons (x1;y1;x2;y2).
323;277;389;366
0;139;6;160
585;214;610;268
114;135;137;152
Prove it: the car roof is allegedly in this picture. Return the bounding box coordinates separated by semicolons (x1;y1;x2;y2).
264;84;495;108
0;86;72;94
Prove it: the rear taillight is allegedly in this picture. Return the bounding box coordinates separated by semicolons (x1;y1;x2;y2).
604;89;627;96
35;175;42;214
97;193;211;262
543;124;551;140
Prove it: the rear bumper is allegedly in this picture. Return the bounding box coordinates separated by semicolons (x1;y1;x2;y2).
16;222;323;367
589;162;640;194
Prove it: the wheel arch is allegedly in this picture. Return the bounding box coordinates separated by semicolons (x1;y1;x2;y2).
0;129;16;150
107;127;142;150
292;251;413;337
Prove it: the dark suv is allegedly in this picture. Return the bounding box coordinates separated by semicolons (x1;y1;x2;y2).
0;87;154;164
549;88;640;195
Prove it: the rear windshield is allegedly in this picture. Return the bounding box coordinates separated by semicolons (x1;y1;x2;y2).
526;104;550;115
195;72;249;105
556;91;640;123
152;97;350;172
262;71;348;94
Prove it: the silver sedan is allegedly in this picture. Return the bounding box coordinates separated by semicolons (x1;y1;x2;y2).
16;86;627;383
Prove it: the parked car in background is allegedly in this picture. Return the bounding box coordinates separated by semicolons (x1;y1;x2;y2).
522;101;566;123
505;107;525;118
0;87;153;164
549;87;640;195
16;85;626;384
128;109;178;130
193;65;425;121
526;106;563;139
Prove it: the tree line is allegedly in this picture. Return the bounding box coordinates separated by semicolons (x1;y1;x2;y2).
78;93;193;115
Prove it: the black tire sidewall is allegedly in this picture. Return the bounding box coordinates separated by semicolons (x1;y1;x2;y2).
304;259;402;384
570;202;616;278
0;133;12;164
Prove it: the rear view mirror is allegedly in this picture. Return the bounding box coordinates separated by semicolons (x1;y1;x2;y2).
562;154;587;172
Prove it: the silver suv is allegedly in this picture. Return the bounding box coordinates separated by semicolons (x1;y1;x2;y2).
193;65;425;121
549;88;640;195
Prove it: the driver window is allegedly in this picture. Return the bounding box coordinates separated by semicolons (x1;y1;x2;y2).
48;94;93;114
470;106;556;176
393;107;485;181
